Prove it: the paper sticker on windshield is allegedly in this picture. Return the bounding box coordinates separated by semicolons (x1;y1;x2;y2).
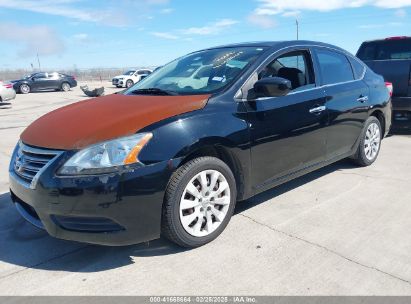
212;76;226;82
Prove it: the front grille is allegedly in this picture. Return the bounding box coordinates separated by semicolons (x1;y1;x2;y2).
112;78;119;84
12;142;62;189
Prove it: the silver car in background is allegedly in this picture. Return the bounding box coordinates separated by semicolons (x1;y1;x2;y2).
0;81;16;103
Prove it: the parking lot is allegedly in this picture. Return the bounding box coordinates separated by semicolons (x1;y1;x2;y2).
0;84;411;295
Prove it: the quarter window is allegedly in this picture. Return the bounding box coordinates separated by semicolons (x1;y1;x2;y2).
316;49;354;85
349;57;365;79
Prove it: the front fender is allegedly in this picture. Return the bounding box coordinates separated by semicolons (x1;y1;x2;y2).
138;108;253;199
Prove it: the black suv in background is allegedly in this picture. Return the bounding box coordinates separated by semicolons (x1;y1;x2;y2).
12;72;77;94
357;37;411;129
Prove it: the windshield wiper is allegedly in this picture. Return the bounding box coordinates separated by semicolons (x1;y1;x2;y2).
129;88;178;96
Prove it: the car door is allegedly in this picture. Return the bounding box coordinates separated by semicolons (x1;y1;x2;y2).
313;48;369;159
244;48;328;191
30;73;48;91
48;73;62;89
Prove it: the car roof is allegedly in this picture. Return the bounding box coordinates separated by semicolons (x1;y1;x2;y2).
361;36;411;43
200;40;349;54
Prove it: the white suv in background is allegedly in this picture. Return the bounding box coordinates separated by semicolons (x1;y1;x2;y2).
112;69;152;88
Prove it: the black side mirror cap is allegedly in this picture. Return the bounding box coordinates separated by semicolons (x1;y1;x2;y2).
253;77;292;98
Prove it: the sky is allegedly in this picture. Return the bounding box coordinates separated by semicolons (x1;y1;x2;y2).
0;0;410;70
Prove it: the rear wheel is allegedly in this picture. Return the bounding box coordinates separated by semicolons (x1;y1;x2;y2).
61;82;70;92
351;116;382;166
162;157;237;248
19;84;30;94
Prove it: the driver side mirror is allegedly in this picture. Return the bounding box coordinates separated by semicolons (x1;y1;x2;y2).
253;77;291;98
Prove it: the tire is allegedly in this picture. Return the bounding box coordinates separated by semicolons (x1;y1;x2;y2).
19;84;30;94
126;80;134;88
162;157;237;248
61;82;70;92
351;116;382;167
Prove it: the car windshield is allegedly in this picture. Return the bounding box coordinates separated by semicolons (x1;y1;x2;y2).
124;47;267;95
123;70;136;76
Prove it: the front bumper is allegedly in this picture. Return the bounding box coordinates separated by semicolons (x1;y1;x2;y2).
9;145;176;246
1;88;16;102
112;79;124;87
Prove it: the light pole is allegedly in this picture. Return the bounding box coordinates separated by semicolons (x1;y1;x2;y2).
296;19;299;40
36;53;41;71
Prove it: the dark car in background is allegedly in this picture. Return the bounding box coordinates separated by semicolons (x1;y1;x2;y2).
12;72;77;94
9;41;391;248
357;37;411;129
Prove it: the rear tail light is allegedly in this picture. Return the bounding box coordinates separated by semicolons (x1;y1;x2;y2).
3;83;13;89
385;82;393;97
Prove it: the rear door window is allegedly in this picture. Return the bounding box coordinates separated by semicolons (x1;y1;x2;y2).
315;49;354;85
357;39;411;60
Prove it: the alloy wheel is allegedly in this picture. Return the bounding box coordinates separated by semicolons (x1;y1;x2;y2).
126;80;134;88
62;83;70;91
364;122;381;161
20;84;30;94
179;169;231;237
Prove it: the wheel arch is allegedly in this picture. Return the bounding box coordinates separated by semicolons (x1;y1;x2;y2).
370;109;386;136
178;143;246;201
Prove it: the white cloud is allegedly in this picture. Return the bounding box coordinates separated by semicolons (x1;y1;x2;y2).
0;0;99;22
247;13;276;29
181;19;238;35
0;22;65;57
160;8;174;14
72;33;90;43
0;0;169;27
395;8;407;17
282;10;301;17
151;32;179;40
253;0;411;16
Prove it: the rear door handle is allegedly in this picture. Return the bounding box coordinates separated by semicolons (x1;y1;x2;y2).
309;105;326;114
357;96;369;103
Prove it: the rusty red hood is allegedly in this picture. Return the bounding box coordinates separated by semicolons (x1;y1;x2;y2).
20;94;210;150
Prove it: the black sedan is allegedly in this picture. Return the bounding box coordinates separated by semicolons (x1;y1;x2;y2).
12;72;77;94
9;41;391;248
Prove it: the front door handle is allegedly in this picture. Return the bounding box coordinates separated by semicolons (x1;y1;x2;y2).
357;96;369;103
309;105;326;114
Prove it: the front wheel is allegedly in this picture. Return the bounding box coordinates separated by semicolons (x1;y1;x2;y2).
162;157;237;248
126;79;134;88
351;116;382;166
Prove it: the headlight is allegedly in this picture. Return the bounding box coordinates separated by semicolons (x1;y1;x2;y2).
58;133;153;175
118;77;124;80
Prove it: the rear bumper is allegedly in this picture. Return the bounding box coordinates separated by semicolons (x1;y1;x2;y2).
9;148;176;246
391;97;411;128
392;97;411;112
